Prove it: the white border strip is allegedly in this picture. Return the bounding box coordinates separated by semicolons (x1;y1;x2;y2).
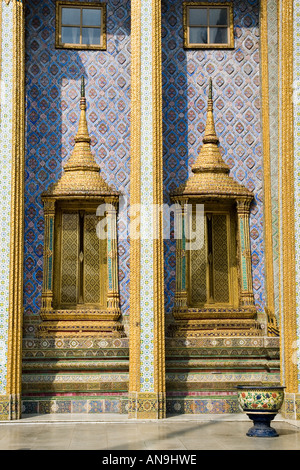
0;0;13;395
139;1;154;392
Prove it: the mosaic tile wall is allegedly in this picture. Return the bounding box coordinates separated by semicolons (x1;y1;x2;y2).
0;0;13;395
24;0;131;337
24;0;266;338
162;0;265;319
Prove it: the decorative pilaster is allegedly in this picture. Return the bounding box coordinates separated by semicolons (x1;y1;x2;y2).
41;199;55;312
129;0;166;419
106;198;120;312
0;0;25;420
173;199;188;315
236;199;255;308
279;0;299;397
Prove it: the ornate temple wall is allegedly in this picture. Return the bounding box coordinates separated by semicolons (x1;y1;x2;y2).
0;0;294;419
22;0;279;416
162;0;266;324
23;0;131;338
20;0;132;415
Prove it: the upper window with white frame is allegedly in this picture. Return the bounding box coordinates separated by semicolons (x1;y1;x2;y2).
56;1;106;50
183;2;234;49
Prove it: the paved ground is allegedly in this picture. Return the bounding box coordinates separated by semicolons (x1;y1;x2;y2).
0;413;300;451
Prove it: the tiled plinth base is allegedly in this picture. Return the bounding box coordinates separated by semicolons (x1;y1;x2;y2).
166;392;240;414
21;337;129;417
166;335;281;415
22;395;128;415
21;394;240;416
19;335;282;417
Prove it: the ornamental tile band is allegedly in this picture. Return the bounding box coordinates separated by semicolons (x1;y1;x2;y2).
0;0;13;396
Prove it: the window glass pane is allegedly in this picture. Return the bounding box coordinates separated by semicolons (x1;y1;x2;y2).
82;27;101;45
189;8;207;26
82;8;102;27
209;8;228;26
189;27;207;44
61;26;80;44
61;7;81;25
209;27;228;44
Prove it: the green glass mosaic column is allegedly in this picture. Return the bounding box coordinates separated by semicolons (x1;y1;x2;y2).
236;199;255;307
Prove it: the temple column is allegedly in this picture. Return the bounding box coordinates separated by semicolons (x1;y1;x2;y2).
106;198;120;313
129;0;165;418
236;199;255;308
173;198;188;316
0;0;25;420
41;199;55;313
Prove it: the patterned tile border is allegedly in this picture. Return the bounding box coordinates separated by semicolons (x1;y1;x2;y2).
21;396;244;415
267;0;280;322
281;393;300;420
0;396;10;420
139;0;154;393
22;396;128;415
293;0;300;389
0;0;13;396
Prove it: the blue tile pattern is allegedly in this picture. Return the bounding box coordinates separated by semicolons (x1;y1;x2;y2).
24;0;131;336
162;0;265;317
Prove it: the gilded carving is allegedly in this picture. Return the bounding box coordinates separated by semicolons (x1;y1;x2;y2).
279;0;298;394
39;78;123;338
170;80;260;337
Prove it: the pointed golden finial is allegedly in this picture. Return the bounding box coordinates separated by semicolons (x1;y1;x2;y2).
63;77;98;172
43;77;116;197
73;75;90;144
191;78;229;174
171;77;254;199
81;75;85;98
202;78;219;145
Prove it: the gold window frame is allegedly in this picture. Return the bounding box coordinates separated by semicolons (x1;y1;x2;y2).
187;204;239;309
53;201;107;311
183;2;234;49
55;1;107;50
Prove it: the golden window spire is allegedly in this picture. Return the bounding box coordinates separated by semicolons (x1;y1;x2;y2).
43;77;116;196
63;75;99;173
191;78;229;175
172;79;253;199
